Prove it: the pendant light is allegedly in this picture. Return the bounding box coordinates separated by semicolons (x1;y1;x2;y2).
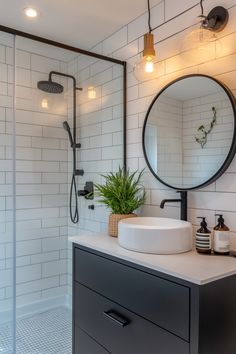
182;1;229;53
133;0;159;81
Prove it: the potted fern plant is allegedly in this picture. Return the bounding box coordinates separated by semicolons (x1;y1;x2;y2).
95;167;146;237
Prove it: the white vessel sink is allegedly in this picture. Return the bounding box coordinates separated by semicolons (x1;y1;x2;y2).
118;217;192;254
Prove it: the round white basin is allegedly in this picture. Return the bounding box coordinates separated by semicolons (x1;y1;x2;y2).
118;217;192;254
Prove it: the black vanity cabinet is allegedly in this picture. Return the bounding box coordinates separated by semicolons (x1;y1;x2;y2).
72;244;236;354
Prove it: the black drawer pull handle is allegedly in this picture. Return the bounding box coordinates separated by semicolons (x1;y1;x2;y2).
103;311;129;328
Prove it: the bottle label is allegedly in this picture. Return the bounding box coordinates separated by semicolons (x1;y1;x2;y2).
214;231;230;253
196;232;211;250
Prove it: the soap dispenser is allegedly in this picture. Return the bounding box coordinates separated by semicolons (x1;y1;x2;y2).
195;217;212;254
213;214;230;255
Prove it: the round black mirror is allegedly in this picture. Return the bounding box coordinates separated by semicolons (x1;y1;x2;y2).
143;74;236;190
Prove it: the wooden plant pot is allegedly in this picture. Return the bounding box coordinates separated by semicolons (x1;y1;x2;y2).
108;213;137;237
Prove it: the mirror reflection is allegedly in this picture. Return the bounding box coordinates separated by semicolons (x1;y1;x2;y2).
144;76;235;189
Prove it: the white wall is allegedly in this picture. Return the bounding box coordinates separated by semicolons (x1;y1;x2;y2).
0;35;72;318
0;34;124;318
0;32;14;320
66;55;124;297
146;94;183;186
85;0;236;248
2;0;236;319
182;91;233;187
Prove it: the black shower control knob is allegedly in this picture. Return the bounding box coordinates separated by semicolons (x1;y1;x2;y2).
78;190;87;197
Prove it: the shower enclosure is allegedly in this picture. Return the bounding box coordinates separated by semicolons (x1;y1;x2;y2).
0;28;125;353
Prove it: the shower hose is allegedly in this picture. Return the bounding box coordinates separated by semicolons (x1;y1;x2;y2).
70;149;79;224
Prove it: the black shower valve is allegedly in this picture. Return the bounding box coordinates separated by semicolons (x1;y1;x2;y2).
75;169;84;176
72;142;81;149
78;190;87;197
78;181;94;200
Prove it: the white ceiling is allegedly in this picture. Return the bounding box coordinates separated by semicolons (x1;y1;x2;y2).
0;0;162;50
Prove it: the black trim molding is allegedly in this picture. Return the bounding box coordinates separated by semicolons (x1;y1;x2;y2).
0;24;127;168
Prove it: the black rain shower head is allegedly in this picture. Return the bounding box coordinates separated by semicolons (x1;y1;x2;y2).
37;79;64;94
63;121;74;147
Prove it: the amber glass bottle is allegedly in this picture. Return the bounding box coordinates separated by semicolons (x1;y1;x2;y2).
213;214;230;255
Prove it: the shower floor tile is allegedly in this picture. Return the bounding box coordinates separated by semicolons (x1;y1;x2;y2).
0;307;72;354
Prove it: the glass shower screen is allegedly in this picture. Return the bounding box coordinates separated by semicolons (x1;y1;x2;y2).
0;31;124;353
0;31;16;354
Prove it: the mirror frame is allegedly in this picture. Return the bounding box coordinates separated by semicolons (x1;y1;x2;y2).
142;74;236;191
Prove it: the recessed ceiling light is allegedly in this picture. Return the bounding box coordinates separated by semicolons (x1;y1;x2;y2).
24;7;38;18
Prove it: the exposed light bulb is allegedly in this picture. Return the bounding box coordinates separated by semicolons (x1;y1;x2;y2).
134;55;160;82
181;2;228;64
183;27;217;49
87;86;96;99
181;26;217;64
24;7;38;18
134;33;160;81
145;58;154;73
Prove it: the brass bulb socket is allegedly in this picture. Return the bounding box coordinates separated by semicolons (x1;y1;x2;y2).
143;32;156;58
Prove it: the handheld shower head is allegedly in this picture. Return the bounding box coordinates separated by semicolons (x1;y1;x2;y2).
63;121;74;147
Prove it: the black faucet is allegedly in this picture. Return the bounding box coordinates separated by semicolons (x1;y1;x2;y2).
160;191;188;221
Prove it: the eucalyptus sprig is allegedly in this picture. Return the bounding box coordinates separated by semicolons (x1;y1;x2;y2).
95;167;146;214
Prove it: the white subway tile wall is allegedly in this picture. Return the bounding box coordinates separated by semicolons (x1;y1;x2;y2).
2;0;236;319
65;54;124;296
145;95;183;186
182;91;234;187
0;32;15;319
0;35;72;317
84;0;236;247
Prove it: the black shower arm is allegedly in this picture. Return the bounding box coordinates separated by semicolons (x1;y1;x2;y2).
49;71;77;88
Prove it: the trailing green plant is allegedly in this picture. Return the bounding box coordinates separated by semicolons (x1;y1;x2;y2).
95;167;146;214
195;106;217;148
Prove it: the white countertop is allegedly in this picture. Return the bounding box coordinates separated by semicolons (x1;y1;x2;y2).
69;233;236;285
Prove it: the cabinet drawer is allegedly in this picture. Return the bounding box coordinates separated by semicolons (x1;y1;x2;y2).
74;327;110;354
74;283;189;354
74;247;190;341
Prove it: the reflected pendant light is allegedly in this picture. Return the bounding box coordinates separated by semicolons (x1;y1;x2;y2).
87;86;96;99
133;0;159;81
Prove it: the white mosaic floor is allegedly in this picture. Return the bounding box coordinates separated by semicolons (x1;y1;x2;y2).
0;307;72;354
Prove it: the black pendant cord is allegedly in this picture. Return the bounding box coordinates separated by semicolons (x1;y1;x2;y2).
200;0;204;16
70;149;79;224
147;0;152;33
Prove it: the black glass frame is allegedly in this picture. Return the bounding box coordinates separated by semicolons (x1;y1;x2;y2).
0;24;127;170
142;74;236;191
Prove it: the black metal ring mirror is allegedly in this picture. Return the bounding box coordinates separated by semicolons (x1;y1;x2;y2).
143;74;236;190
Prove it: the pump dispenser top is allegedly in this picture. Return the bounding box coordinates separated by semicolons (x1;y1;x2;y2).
197;217;208;230
215;214;225;226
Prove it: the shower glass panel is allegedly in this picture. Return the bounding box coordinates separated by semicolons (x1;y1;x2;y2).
14;36;71;353
67;51;124;299
0;31;15;353
13;34;124;353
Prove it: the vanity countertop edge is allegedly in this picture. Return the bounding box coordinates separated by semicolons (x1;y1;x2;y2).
69;233;236;285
